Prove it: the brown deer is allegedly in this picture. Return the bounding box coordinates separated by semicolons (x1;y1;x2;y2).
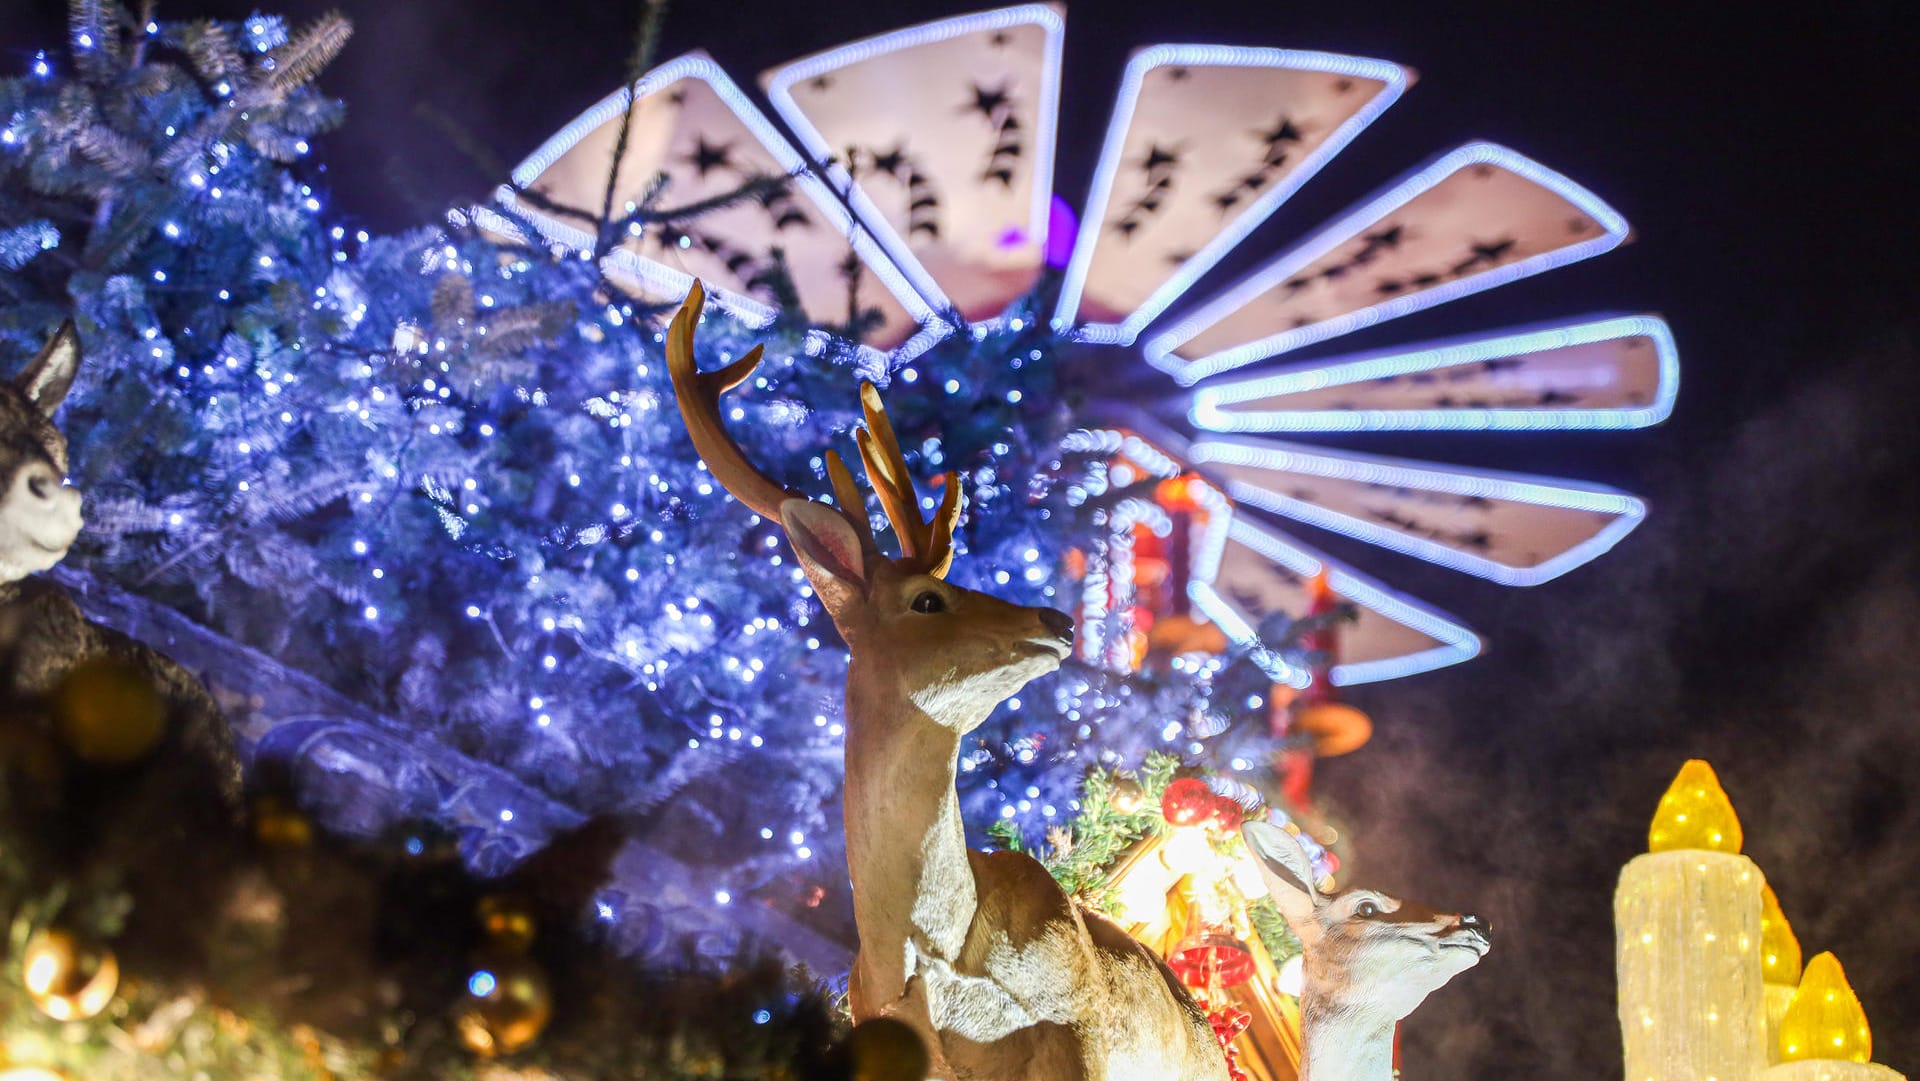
668;282;1229;1081
1242;821;1490;1081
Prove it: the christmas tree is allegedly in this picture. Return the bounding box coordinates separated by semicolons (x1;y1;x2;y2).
1;1;1308;958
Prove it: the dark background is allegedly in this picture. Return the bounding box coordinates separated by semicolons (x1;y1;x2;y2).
8;1;1918;1076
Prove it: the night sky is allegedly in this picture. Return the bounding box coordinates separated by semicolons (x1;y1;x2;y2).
8;1;1918;1076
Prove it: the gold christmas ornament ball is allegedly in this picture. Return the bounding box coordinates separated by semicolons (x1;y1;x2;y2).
50;657;166;765
455;952;552;1056
1109;777;1146;814
476;895;538;953
21;926;120;1021
844;1017;931;1081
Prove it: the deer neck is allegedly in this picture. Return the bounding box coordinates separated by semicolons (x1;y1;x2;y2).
842;657;979;986
1297;996;1398;1081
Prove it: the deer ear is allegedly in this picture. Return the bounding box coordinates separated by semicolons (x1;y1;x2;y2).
1242;821;1323;937
781;497;868;622
17;320;81;415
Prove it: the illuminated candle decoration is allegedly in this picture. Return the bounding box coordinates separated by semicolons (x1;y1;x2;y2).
1762;885;1806;1063
1647;757;1743;853
1764;952;1906;1081
1616;759;1767;1081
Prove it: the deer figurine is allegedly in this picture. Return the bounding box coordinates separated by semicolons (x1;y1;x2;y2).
669;282;1229;1081
0;322;240;809
1242;820;1490;1081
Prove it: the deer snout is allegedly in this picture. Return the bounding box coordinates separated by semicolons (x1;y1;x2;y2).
1441;912;1491;955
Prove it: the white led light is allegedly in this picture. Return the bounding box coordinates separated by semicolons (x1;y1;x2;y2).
763;5;1064;320
1054;44;1409;343
1190;314;1681;433
1146;142;1634;384
1188;436;1648;585
500;53;948;364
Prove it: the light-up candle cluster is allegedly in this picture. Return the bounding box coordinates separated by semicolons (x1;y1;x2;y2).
1616;762;1906;1081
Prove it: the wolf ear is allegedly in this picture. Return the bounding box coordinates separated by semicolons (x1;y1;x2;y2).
17;320;81;415
1242;820;1325;941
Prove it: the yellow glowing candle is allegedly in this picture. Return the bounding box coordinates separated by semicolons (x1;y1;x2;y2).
1616;760;1768;1081
1763;885;1806;1064
1763;953;1905;1081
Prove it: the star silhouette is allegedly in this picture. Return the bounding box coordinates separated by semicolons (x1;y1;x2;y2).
1141;144;1180;172
1471;237;1516;263
989;30;1012;48
809;75;834;92
1361;224;1404;251
684;137;734;178
1213;191;1242;213
870;144;908;177
1259;117;1303;147
965;81;1012;120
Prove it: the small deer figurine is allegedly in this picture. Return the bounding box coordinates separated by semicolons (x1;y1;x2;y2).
1242;820;1490;1081
0;322;239;808
669;282;1229;1081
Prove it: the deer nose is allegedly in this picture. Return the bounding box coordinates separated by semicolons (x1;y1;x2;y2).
1038;608;1075;643
1459;913;1491;940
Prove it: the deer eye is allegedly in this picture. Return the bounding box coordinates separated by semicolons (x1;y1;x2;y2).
910;591;947;614
1355;900;1381;919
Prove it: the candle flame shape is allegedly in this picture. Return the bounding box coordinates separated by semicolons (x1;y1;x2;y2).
1647;759;1743;854
1760;884;1803;987
1779;952;1872;1063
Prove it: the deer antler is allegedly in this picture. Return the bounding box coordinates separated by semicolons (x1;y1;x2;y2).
666;281;797;522
854;382;962;579
664;281;958;576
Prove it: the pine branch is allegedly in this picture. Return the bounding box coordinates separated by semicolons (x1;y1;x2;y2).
75;122;150;175
611;171;793;234
266;11;351;96
178;19;245;86
595;0;671;257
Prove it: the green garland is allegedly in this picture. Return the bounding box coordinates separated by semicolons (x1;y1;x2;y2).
990;755;1301;966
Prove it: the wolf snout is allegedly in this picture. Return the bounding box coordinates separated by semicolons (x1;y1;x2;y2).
9;462;82;528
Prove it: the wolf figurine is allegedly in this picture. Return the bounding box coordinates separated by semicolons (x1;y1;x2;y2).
0;322;241;811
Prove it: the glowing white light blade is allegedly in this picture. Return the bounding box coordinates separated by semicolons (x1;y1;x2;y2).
1189;437;1647;586
763;5;1065;324
1146;142;1632;385
503;51;945;354
1187;484;1480;685
1053;44;1410;345
1190;314;1679;433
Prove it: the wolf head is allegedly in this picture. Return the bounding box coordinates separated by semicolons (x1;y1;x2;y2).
0;322;83;584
